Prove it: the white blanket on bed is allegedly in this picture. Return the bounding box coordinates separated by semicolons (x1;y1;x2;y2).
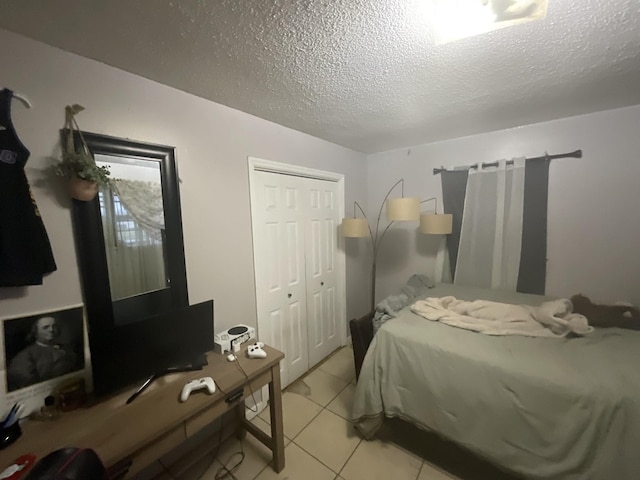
410;296;593;337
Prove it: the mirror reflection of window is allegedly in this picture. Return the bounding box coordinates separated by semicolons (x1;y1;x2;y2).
99;190;159;246
96;155;169;300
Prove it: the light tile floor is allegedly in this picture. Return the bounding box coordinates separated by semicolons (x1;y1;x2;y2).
189;345;462;480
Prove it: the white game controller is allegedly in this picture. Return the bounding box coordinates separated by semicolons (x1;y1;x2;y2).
180;376;216;402
247;342;267;359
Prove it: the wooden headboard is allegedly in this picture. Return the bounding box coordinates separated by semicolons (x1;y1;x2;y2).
349;312;375;380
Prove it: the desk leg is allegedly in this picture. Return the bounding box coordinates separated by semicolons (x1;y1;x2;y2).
235;400;247;440
269;364;285;472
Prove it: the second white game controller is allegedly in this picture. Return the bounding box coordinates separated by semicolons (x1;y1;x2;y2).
247;342;266;359
180;376;216;402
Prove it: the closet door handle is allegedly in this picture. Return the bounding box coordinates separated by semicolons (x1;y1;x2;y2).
320;282;324;286
288;293;292;298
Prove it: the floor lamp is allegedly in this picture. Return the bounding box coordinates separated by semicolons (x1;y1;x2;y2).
342;180;453;312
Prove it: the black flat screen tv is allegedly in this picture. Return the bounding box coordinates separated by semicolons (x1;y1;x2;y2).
90;300;214;396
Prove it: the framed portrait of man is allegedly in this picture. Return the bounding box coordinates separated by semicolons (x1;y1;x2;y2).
3;306;85;392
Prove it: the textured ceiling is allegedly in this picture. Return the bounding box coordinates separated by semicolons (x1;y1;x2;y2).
1;0;639;153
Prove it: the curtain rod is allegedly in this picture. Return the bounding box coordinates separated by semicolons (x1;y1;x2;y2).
432;149;582;175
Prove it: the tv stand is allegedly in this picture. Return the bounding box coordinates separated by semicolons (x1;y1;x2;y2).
126;360;207;404
0;346;285;478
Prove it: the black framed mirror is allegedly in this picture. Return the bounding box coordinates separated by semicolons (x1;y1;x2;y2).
70;131;189;335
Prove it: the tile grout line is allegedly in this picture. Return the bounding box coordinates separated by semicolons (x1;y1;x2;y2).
259;374;347;435
298;377;352;411
335;435;363;479
317;368;357;384
292;346;351;386
289;350;356;476
252;461;269;480
316;356;356;378
290;438;340;477
252;405;342;480
290;403;362;479
251;347;355;480
415;460;425;480
290;403;325;442
316;352;357;382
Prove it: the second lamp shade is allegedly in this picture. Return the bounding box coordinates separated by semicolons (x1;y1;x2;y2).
420;214;453;234
386;197;420;221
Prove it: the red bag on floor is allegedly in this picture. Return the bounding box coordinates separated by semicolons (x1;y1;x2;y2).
24;447;109;480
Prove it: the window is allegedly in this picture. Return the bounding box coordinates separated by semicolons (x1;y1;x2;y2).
99;189;162;248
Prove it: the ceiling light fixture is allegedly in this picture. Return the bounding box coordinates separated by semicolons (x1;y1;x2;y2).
432;0;549;45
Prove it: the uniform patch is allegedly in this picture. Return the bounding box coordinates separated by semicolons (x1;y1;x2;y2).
0;149;18;164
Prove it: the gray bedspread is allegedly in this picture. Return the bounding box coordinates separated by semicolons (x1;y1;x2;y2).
352;284;640;480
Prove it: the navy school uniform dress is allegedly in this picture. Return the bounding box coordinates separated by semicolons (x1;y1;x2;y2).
0;89;56;286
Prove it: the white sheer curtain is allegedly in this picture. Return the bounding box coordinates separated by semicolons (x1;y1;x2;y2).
104;242;166;300
434;237;452;283
454;158;525;290
112;179;164;241
100;186;167;300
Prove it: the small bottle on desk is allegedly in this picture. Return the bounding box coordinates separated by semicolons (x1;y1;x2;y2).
30;396;61;421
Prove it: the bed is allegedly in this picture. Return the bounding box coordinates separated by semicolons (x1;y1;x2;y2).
350;284;640;480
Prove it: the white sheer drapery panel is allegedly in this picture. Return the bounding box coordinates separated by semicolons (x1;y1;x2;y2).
100;187;167;300
105;243;166;300
454;158;525;290
434;236;452;284
112;179;164;241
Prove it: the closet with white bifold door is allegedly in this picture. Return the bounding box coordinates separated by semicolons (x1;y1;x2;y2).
249;158;346;388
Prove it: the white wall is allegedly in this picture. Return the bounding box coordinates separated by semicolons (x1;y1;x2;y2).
368;105;640;308
0;29;370;335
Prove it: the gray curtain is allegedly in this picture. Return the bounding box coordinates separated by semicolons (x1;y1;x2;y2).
441;170;468;280
516;158;551;294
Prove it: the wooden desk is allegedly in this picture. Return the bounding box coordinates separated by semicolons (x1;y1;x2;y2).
0;345;285;478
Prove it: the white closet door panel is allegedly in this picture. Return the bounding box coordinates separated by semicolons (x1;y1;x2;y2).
309;291;323;349
282;182;308;384
285;220;302;287
265;223;281;293
326;284;337;340
267;307;285;356
305;179;341;367
286;300;307;382
255;179;288;382
253;172;308;387
323;212;338;345
309;219;322;277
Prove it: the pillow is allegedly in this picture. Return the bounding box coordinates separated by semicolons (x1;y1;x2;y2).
570;294;640;330
372;274;434;334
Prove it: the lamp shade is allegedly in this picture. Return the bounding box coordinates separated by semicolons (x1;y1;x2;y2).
342;218;369;237
420;214;453;234
386;197;420;221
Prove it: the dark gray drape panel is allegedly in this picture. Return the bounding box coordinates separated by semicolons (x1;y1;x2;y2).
441;170;468;280
517;159;551;294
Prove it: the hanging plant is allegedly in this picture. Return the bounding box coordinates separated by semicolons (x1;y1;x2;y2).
56;104;110;201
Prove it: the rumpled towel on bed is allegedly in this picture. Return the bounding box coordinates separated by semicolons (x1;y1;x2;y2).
410;296;593;337
372;274;434;334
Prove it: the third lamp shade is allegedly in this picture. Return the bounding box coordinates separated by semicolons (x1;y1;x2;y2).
386;197;420;221
420;213;453;234
342;218;369;237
